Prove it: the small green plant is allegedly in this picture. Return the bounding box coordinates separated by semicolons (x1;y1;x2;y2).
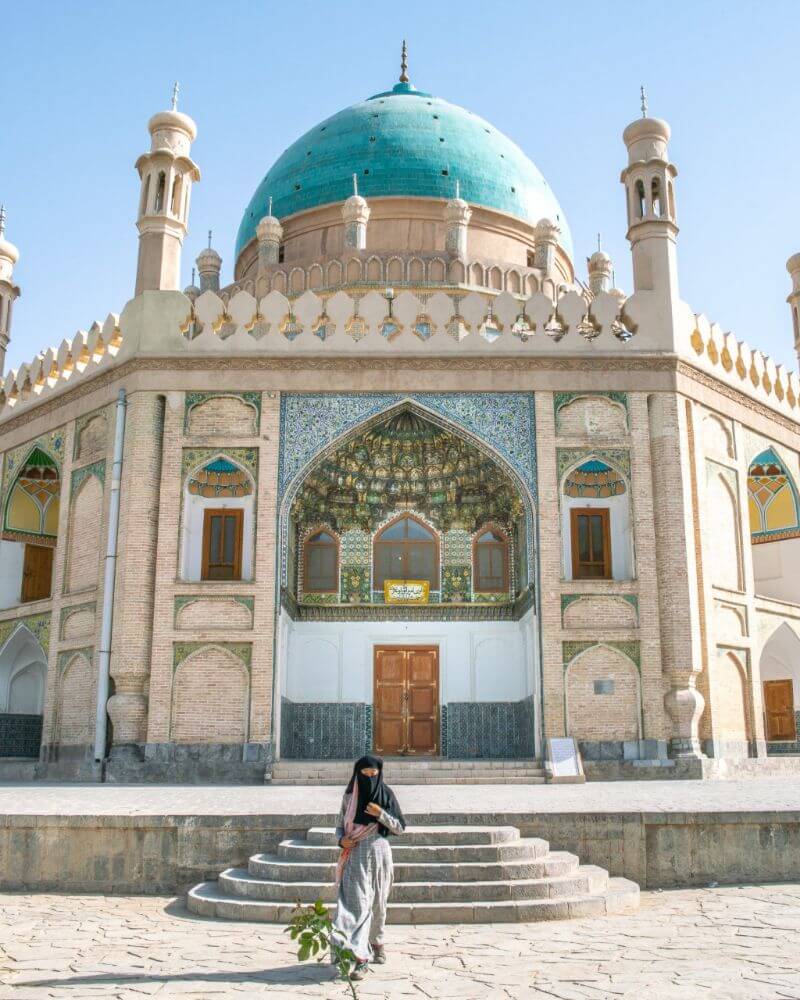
285;898;361;998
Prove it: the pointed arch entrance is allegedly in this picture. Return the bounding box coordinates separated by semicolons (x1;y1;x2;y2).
0;624;47;757
275;395;540;764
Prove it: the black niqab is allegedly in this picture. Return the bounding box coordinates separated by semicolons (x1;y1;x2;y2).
345;754;405;837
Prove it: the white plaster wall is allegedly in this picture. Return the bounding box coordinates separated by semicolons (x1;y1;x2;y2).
561;493;633;581
0;541;24;610
284;618;533;705
180;494;254;581
753;538;800;606
0;628;46;713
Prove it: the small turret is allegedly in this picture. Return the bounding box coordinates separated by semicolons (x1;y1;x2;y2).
533;218;560;275
342;174;370;250
257;198;283;269
445;181;472;261
0;206;20;376
587;241;613;296
183;266;200;302
134;83;201;295
196;232;222;293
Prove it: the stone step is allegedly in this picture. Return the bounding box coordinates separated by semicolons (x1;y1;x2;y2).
276;837;548;865
305;825;520;846
248;850;580;883
269;760;546;785
188;876;640;924
272;759;542;771
217;865;608;904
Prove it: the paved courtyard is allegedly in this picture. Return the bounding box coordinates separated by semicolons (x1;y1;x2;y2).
3;884;800;1000
1;776;800;816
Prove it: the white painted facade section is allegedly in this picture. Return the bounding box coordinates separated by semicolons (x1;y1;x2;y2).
0;626;47;714
0;540;24;610
760;622;800;703
753;538;800;605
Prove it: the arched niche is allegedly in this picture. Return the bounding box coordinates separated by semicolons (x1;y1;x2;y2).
180;455;256;582
560;457;633;581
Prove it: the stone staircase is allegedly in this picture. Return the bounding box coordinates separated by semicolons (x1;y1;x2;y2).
269;759;547;785
188;825;639;923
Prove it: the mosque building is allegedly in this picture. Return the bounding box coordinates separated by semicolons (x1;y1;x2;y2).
1;52;800;782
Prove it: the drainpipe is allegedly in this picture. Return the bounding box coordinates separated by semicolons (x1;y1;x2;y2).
94;388;127;764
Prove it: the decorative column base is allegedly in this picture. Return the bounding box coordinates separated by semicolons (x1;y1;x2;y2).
664;683;706;761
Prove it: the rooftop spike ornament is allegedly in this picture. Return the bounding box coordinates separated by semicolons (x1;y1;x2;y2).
0;204;5;238
640;85;648;119
352;172;359;197
399;39;409;83
171;81;180;112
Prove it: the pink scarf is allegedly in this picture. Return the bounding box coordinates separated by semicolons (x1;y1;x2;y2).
335;790;378;885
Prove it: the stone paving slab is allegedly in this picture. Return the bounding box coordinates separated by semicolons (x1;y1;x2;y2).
2;884;800;998
1;777;800;817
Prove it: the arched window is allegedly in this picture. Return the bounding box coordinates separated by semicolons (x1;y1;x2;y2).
473;526;509;593
140;175;151;216
374;515;438;589
635;180;646;219
304;530;339;593
171;174;183;216
154;172;166;213
651;177;662;216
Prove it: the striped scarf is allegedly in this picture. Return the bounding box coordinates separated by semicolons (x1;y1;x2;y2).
335;791;378;885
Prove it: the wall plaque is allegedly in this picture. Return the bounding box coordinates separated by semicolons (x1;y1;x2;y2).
545;736;585;783
384;580;430;605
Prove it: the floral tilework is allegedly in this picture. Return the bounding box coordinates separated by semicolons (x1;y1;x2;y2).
341;567;370;604
556;448;631;482
2;427;66;511
279;392;537;498
71;460;105;493
182;447;258;482
562;640;641;671
341;529;370;566
442;566;470;602
443;528;472;565
0;613;51;656
173;641;252;670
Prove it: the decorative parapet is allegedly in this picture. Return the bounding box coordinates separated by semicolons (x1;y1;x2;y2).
679;311;800;424
0;313;123;420
1;281;799;432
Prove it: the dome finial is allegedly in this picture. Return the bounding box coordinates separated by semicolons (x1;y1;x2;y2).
352;172;358;196
0;205;5;238
399;39;409;83
171;81;179;112
640;84;648;118
268;195;273;216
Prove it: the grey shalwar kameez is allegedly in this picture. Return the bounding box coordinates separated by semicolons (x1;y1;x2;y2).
330;793;404;963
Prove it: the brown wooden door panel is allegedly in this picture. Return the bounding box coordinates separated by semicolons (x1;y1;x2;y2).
374;646;439;756
22;544;53;603
764;679;796;741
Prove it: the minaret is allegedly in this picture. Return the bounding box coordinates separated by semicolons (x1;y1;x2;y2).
620;87;679;298
257;197;283;270
342;174;370;250
787;254;800;366
445;181;472;260
134;83;201;295
0;207;20;376
196;231;222;293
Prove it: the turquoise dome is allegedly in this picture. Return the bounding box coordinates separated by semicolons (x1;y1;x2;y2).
235;81;572;260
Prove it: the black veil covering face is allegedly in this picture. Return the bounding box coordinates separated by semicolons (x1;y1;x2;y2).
345;754;406;836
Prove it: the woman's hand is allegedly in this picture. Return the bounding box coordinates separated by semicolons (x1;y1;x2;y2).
339;836;355;849
365;802;382;818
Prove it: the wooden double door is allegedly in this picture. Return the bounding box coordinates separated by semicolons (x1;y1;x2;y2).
763;679;797;741
373;646;439;755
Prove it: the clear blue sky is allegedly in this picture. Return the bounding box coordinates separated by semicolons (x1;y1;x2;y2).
3;0;799;372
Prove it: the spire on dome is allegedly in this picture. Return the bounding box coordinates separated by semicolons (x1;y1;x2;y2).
171;81;180;112
640;85;648;118
399;39;409;83
0;205;5;238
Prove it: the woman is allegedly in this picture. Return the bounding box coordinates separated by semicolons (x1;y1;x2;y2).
330;754;405;981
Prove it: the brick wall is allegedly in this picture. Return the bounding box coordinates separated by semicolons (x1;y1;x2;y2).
65;476;103;593
565;645;640;741
171;645;249;743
